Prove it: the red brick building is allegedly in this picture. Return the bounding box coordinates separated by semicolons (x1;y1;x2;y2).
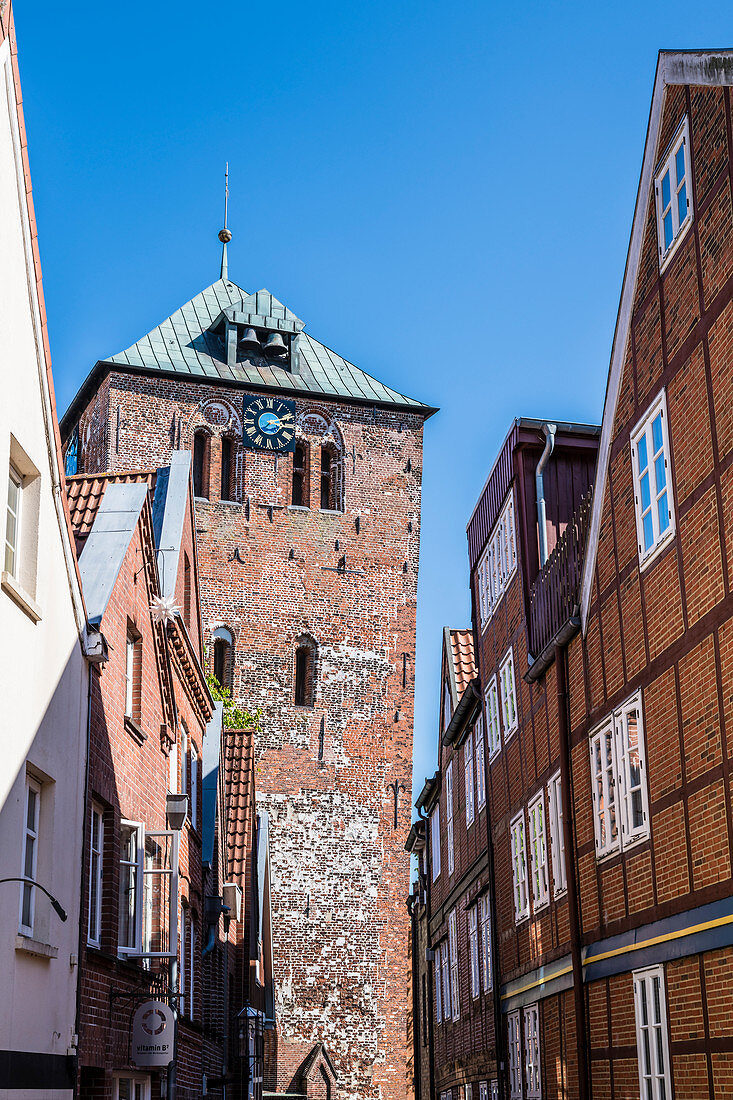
61;278;436;1099
68;453;214;1100
414;47;733;1100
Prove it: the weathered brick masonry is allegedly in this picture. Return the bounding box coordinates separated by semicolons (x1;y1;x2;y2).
62;279;435;1099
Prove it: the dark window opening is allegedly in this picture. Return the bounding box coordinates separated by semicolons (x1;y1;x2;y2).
213;638;229;689
221;437;233;501
183;553;192;628
292;443;309;507
294;636;317;707
320;447;333;510
193;431;209;499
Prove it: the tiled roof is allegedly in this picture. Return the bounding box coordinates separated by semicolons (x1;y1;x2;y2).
101;279;435;414
223;726;256;882
67;470;157;551
449;629;476;697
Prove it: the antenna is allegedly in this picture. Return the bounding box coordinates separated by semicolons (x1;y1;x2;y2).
218;162;232;281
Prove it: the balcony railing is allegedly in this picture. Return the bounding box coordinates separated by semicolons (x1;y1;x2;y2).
528;489;593;662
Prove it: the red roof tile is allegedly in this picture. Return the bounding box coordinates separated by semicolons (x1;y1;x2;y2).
223;727;256;882
66;470;157;552
449;629;476;697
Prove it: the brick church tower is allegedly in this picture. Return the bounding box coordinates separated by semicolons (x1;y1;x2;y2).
61;260;436;1100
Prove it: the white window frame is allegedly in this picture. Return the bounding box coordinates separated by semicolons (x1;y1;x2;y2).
631;391;675;569
434;949;442;1023
500;649;518;740
491;1084;499;1100
654;116;693;272
169;740;178;794
190;742;198;831
468;905;480;999
485;677;501;759
113;1075;151;1100
440;939;451;1022
446;761;455;877
507;1010;522;1100
527;793;549;912
188;913;195;1018
477;490;517;629
5;462;22;578
19;775;41;935
465;730;475;827
448;908;460;1021
510;810;529;923
474;714;486;810
88;803;104;947
118;822;179;958
615;693;650;851
546;771;566;897
479;1085;489;1100
523;1003;541;1100
479;893;492;992
590;691;649;859
430;803;441;881
125;633;135;719
633;966;672;1100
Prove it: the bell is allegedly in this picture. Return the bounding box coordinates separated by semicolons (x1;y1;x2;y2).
239;327;261;354
263;331;288;358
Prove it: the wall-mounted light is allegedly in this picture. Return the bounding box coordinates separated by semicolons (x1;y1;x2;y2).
166;793;189;830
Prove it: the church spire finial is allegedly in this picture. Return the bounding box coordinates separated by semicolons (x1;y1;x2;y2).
218;162;232;281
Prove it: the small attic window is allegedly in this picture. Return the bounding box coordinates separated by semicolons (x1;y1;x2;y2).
655;117;693;270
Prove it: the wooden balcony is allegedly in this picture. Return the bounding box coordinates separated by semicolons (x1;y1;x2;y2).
527;489;593;675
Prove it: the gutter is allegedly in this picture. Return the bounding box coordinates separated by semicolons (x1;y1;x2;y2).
440;678;481;747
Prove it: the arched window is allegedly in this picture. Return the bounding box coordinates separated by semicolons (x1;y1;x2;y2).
320;443;343;512
294;635;317;707
292;442;309;507
212;626;234;691
192;431;210;499
221;436;234;502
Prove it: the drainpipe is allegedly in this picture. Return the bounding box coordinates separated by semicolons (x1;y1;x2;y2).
407;894;421;1100
476;679;507;1100
535;424;557;567
417;806;436;1100
555;643;588;1100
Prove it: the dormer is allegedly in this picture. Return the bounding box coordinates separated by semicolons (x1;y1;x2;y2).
211;289;306;373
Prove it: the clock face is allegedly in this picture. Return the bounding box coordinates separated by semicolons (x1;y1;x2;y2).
242;395;296;452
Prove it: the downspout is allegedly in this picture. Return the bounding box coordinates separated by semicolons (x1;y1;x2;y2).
417;806;436;1100
556;643;589;1100
72;660;94;1098
407;894;421;1100
535;423;557;567
477;679;506;1100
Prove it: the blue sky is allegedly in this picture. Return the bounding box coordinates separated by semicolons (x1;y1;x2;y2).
15;0;731;797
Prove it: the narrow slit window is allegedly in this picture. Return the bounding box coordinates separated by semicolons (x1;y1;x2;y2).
192;431;209;499
20;776;40;934
294;636;317;707
5;463;22;577
221;437;234;501
88;803;104;946
292;443;309;507
320;447;333;509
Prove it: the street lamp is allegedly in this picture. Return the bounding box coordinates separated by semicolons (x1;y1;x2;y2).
0;877;68;921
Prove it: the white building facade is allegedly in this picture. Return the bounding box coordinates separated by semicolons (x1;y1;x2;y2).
0;14;94;1098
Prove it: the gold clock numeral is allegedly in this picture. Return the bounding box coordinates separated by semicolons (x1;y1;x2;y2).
254;434;264;447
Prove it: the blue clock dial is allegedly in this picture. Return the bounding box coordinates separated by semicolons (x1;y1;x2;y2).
258;411;281;435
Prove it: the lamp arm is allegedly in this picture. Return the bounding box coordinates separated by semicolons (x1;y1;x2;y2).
0;877;68;921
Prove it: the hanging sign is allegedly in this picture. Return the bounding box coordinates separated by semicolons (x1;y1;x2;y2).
131;1000;175;1067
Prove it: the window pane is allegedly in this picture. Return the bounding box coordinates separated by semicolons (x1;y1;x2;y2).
657;492;669;534
677;181;687;225
24;835;35;878
27;788;37;830
675;145;686;186
664;211;673;249
643;511;654;551
661;170;671;210
652;413;663;454
637;434;648;473
654;453;666;493
640;471;651;512
21;882;33;927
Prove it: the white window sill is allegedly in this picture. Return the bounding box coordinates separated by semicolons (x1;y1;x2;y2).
2;571;41;622
319;508;344;516
288;505;310;512
15;933;58;959
514;913;530;926
658;214;693;275
553;887;568;900
638;528;675;573
532;900;550;916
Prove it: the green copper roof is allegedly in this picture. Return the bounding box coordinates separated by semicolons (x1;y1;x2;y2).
100;278;435;414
